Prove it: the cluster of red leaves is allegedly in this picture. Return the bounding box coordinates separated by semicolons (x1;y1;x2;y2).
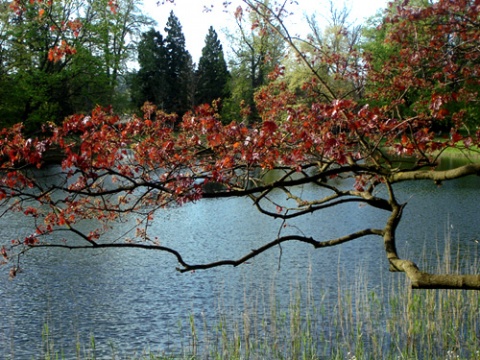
2;0;480;273
9;0;52;15
0;97;387;217
0;124;49;169
48;40;77;62
367;0;480;150
108;0;119;14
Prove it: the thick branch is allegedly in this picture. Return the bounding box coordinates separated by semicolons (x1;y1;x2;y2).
382;181;480;289
389;163;480;183
389;258;480;290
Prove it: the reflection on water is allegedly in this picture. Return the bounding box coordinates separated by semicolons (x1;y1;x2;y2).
0;161;479;358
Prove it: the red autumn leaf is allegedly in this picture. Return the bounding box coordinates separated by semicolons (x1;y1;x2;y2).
451;132;462;143
234;5;243;21
262;121;277;134
24;235;38;246
208;133;224;147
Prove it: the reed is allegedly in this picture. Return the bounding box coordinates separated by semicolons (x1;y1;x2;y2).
29;231;480;359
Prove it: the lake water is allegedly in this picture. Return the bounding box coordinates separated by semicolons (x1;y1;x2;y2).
0;158;479;358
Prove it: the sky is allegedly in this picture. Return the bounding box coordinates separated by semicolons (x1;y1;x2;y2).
141;0;390;63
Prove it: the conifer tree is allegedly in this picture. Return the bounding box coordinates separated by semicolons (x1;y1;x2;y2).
133;28;167;108
196;26;230;107
163;11;193;116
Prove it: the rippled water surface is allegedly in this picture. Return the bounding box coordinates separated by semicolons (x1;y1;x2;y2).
0;160;479;358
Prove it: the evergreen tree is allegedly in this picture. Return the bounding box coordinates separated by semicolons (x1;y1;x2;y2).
132;28;167;108
163;11;193;116
195;26;229;107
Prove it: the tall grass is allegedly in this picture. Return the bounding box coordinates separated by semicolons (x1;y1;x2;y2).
22;233;480;359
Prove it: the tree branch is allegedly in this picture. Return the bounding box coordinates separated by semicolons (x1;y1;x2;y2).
389;258;480;290
29;228;384;272
390;163;480;183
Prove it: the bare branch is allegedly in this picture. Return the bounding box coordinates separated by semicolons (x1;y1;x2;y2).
28;228;384;273
390;163;480;183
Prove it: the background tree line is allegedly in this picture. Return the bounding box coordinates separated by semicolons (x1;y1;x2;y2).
1;0;478;134
0;0;363;129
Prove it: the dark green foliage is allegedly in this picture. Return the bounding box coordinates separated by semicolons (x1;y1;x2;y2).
132;11;194;117
132;28;168;108
195;26;230;107
0;45;112;131
163;11;194;116
0;0;152;132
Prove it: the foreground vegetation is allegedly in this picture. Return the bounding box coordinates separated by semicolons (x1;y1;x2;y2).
32;233;480;360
